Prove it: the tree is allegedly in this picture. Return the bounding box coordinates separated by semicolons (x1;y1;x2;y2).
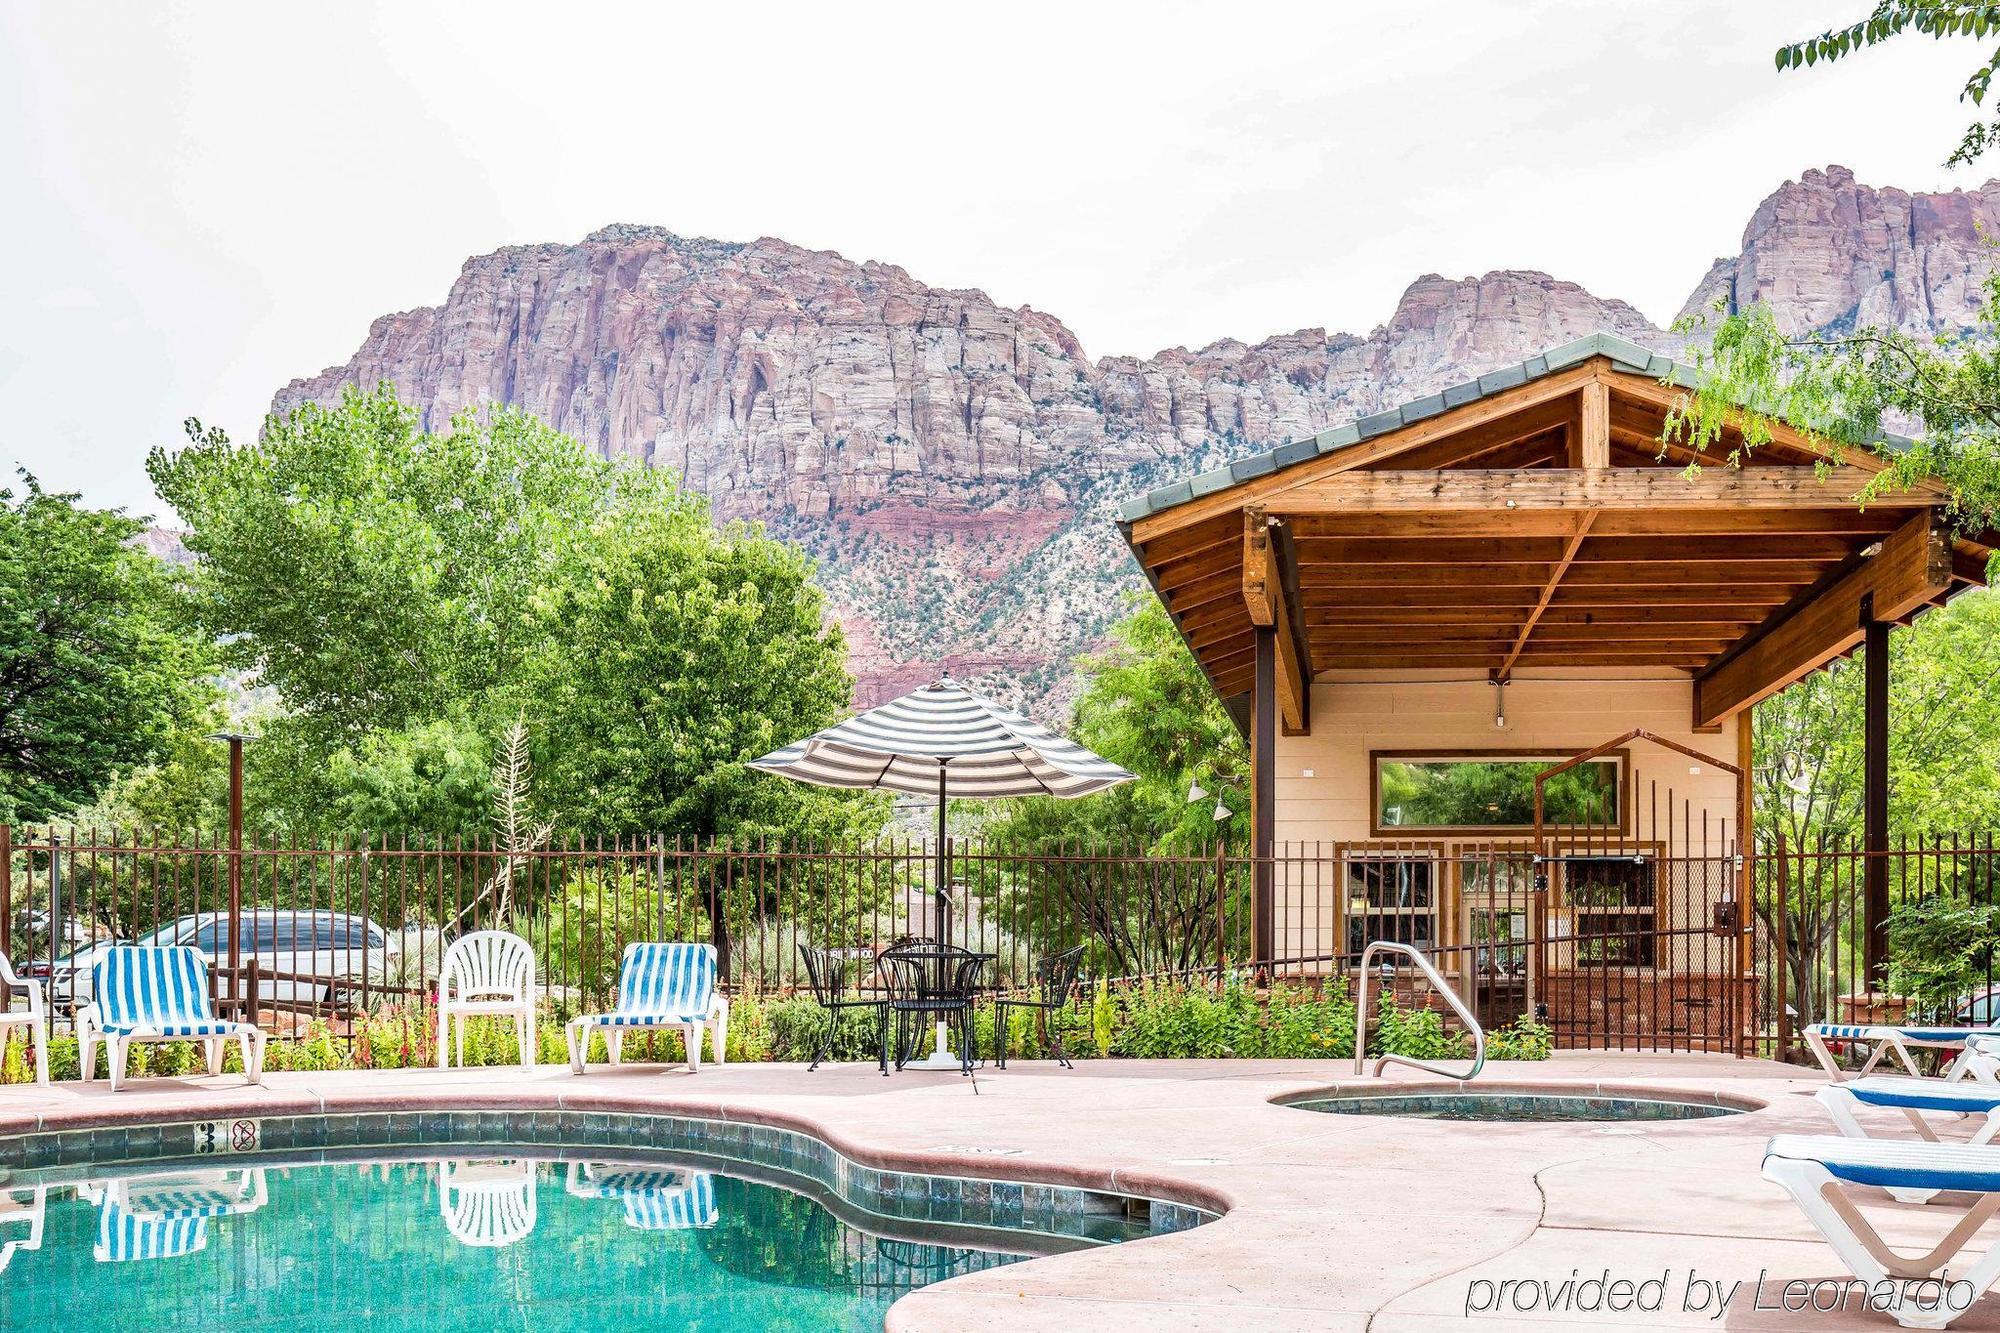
517;484;865;841
148;384;876;844
1776;3;2000;166
0;475;215;823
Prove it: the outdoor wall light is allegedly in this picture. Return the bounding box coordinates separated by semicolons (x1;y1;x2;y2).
1186;777;1208;804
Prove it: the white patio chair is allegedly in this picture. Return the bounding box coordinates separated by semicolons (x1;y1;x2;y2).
0;954;49;1084
1764;1135;2000;1328
77;946;265;1091
438;1158;538;1248
565;942;728;1074
437;930;536;1069
0;1185;46;1272
564;1162;717;1230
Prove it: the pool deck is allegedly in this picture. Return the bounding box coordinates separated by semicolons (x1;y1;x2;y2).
2;1052;1995;1330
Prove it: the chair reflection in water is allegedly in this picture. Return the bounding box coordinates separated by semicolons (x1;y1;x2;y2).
0;1185;46;1272
438;1158;539;1248
564;1162;717;1230
84;1168;268;1263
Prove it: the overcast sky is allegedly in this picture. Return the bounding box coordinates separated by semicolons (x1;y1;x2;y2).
0;1;1985;516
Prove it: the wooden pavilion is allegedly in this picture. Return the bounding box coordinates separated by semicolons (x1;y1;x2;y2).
1117;333;1997;1041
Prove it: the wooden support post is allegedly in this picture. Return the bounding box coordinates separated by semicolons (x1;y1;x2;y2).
226;736;244;1016
1863;610;1890;989
1251;626;1276;974
0;824;9;961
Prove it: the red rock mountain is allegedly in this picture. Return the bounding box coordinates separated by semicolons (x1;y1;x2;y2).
273;166;2000;711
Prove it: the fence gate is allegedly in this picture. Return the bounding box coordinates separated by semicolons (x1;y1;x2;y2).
1529;730;1749;1053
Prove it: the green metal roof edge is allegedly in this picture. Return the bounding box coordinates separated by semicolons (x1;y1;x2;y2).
1112;330;1913;530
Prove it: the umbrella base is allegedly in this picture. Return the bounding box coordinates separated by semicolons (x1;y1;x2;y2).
907;1020;968;1071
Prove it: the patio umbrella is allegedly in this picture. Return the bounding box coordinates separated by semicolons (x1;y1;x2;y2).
749;676;1134;1067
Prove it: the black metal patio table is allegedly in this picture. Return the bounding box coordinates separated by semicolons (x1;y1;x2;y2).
878;943;993;1076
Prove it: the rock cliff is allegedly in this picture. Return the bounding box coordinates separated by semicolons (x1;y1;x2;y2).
272;168;2000;711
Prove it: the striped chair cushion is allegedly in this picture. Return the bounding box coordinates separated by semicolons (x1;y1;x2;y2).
92;947;236;1036
1843;1076;2000;1113
584;944;715;1025
95;1205;208;1262
1807;1023;1988;1043
1767;1134;2000;1193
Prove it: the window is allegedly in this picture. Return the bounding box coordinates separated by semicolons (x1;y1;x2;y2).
1342;853;1438;958
1374;752;1626;834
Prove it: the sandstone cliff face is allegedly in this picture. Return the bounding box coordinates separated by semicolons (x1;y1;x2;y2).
1676;165;2000;334
273;168;1999;712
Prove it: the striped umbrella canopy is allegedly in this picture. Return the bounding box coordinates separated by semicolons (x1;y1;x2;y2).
748;677;1134;943
748;676;1134;800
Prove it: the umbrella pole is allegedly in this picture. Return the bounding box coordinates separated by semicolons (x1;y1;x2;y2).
913;759;964;1071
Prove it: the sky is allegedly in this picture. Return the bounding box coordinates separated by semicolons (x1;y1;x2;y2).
0;1;1987;517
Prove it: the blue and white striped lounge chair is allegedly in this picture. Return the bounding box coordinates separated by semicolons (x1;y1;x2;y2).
1816;1079;2000;1203
564;1162;717;1230
88;1169;268;1264
1805;1021;2000;1083
565;943;729;1074
78;946;266;1091
1764;1136;2000;1329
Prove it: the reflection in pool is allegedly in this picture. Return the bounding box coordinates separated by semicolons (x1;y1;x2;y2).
0;1157;1031;1331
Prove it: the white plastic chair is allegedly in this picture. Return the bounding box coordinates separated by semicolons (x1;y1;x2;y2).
437;931;537;1069
438;1158;538;1248
0;955;49;1084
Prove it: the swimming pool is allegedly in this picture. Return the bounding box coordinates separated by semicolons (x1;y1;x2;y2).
0;1110;1207;1331
1287;1090;1749;1122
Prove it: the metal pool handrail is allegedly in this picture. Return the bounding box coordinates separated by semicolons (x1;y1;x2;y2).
1352;941;1486;1082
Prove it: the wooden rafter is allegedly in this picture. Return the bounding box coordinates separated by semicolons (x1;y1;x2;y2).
1693;509;1953;727
1267;466;1936;515
1495;512;1596;683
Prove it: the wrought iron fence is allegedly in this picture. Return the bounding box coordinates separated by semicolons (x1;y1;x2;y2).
3;821;1996;1061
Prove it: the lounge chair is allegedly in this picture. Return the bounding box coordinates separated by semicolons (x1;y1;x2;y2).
1804;1021;2000;1083
1763;1135;2000;1328
565;942;728;1074
564;1162;717;1230
0;954;49;1084
78;946;266;1091
437;930;536;1069
87;1168;267;1263
438;1158;538;1248
1815;1079;2000;1202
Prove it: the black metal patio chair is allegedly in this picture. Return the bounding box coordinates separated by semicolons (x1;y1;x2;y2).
878;941;988;1076
797;944;889;1075
991;944;1086;1069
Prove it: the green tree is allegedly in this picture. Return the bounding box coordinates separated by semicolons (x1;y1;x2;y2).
1776;3;2000;165
985;597;1246;852
517;485;865;840
0;475;215;823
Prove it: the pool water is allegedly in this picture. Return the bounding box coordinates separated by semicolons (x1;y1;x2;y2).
1291;1092;1744;1122
0;1156;1030;1331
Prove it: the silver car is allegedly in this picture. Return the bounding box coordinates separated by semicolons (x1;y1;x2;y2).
34;910;399;1011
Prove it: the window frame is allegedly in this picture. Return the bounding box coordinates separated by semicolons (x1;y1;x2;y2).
1368;747;1634;838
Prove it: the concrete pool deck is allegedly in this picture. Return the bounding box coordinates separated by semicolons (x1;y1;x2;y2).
1;1052;1993;1330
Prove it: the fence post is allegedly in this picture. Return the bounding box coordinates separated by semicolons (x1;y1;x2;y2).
1775;833;1791;1062
713;841;733;986
0;824;10;961
1214;840;1228;980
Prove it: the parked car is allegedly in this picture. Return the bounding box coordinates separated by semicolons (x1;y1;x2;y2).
24;910;399;1013
1954;986;2000;1028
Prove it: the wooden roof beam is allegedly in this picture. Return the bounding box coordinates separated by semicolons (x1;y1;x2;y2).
1241;506;1311;734
1267;466;1938;516
1693;509;1953;728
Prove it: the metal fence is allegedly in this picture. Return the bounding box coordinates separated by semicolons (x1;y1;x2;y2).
4;822;1997;1061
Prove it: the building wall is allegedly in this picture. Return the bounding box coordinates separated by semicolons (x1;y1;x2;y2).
1266;672;1746;989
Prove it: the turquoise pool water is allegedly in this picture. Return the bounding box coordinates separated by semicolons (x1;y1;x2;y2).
1291;1092;1745;1122
0;1156;1033;1331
